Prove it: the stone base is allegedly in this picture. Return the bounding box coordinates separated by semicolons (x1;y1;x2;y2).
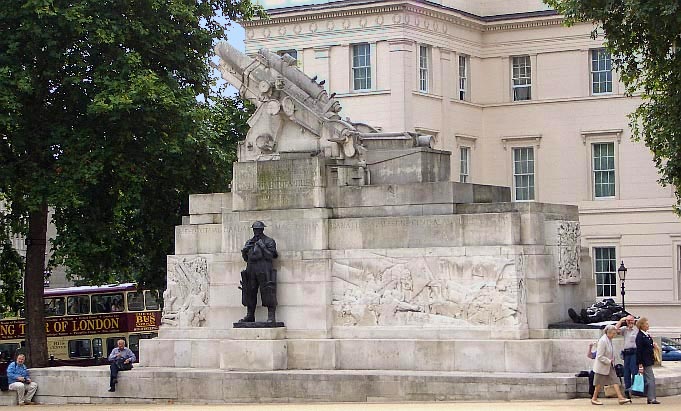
0;391;18;406
220;339;287;371
142;335;610;373
233;321;285;328
28;363;681;404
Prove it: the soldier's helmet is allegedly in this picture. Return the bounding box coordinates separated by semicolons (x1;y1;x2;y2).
251;221;266;229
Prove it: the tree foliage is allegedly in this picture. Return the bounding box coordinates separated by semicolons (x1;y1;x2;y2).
0;0;262;366
545;0;681;210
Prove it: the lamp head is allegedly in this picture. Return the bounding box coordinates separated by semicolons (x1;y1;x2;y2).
617;261;627;281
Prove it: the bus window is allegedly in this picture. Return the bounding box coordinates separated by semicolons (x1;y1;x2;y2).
0;343;19;362
67;295;90;315
126;291;144;312
105;337;126;355
44;297;66;317
144;290;160;310
68;339;92;358
91;293;124;314
92;338;103;358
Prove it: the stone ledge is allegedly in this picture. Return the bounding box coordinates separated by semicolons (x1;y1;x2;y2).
0;391;18;406
29;365;681;404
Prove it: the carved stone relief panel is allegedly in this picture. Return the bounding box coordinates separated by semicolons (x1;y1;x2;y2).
332;252;526;328
163;256;209;327
557;221;581;284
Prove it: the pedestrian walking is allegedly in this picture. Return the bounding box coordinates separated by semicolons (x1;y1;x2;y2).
636;317;661;404
591;325;631;405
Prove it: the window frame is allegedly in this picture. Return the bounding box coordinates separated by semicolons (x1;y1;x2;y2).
44;297;66;317
459;146;470;183
590;48;613;95
581;129;622;201
68;338;93;359
511;55;532;101
418;44;431;93
126;291;145;312
512;146;536;202
593;246;618;298
351;43;372;92
592;142;616;199
458;54;469;101
66;295;91;316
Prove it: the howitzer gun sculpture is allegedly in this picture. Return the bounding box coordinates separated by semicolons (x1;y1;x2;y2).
214;42;438;186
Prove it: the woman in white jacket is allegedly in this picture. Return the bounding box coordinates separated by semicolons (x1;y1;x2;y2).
591;324;632;405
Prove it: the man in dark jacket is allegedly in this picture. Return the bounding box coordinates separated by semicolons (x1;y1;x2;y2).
636;317;660;404
239;221;279;323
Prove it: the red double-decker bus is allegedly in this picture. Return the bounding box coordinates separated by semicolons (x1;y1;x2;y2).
0;283;160;368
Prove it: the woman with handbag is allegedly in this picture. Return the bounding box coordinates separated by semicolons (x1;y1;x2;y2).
591;325;631;405
636;317;661;404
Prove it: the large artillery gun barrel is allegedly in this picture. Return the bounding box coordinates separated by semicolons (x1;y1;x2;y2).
214;41;338;115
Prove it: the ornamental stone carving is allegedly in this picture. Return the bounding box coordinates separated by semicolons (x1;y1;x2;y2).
342;19;350;29
376;15;384;25
326;21;335;30
557;221;581;284
332;253;525;328
310;22;318;32
392;14;401;24
162;256;209;327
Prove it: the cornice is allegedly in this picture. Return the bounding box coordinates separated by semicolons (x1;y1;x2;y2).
242;1;564;33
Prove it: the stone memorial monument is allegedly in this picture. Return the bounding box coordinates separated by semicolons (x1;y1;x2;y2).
133;41;601;401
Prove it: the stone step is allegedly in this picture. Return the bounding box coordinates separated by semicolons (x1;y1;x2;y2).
28;364;681;404
0;391;18;406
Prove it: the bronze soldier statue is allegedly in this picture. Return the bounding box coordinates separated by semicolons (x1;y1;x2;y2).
239;221;278;323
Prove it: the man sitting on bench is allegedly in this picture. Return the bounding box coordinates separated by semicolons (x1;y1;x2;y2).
7;354;38;405
107;339;136;392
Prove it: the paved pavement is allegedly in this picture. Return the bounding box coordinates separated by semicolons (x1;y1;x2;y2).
8;396;681;411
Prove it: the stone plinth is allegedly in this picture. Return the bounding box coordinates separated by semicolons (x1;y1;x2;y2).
220;327;288;371
365;148;451;185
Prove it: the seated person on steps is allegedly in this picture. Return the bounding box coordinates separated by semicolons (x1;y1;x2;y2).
7;354;39;405
107;339;136;392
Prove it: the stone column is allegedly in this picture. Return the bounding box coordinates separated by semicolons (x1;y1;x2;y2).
388;38;415;131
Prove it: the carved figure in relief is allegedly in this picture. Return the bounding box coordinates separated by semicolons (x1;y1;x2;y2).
557;221;581;284
332;254;525;328
238;221;279;323
162;256;209;327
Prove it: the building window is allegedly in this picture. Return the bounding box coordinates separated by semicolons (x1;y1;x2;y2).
419;45;431;93
591;49;612;94
512;56;531;101
594;247;617;297
593;142;615;198
513;147;535;201
458;55;469;101
352;43;372;91
460;146;470;183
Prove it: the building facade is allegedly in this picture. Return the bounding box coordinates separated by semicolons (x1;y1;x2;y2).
242;0;681;333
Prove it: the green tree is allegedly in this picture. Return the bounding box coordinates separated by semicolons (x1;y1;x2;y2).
0;1;262;367
0;203;24;315
545;0;681;209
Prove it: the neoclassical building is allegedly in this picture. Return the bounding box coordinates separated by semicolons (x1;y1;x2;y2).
242;0;681;333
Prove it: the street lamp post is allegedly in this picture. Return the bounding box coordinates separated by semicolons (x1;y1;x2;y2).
617;261;627;312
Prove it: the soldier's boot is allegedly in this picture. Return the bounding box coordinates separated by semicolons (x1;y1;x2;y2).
267;306;276;323
239;306;256;322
